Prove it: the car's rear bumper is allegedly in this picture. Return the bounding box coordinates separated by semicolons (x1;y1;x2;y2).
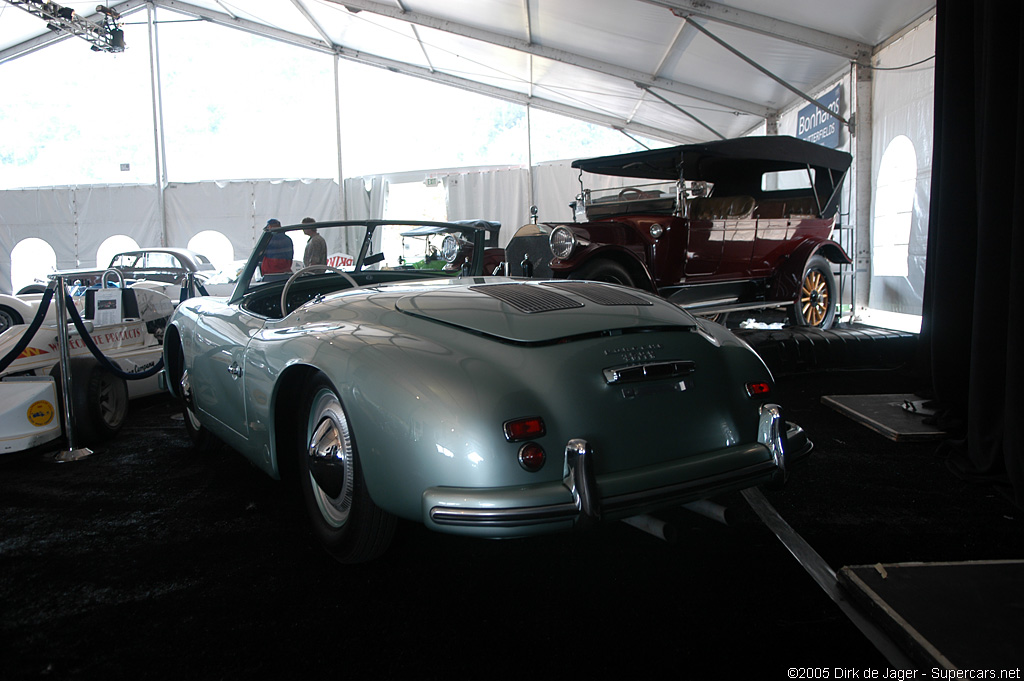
423;404;811;537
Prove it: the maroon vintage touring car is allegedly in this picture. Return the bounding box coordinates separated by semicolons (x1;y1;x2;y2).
504;136;852;328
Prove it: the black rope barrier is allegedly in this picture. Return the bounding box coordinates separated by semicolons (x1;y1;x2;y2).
0;287;55;374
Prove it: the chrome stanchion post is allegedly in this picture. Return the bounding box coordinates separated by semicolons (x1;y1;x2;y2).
51;275;92;462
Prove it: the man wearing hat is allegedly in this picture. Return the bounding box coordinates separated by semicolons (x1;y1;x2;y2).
261;218;294;276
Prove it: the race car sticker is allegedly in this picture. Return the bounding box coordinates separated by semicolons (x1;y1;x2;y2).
27;400;55;427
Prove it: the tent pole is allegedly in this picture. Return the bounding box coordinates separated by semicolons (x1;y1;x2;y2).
335;54;346;220
147;4;168;247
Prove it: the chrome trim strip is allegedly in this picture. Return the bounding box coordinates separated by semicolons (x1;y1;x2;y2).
429;502;580;526
603;360;696;385
429;459;778;527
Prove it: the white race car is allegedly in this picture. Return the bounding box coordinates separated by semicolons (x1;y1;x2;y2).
0;284;173;454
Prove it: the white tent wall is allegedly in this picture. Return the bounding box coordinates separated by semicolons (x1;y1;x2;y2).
164;181;260;262
532;161;582;227
867;18;936;318
1;179;342;292
443;167;530;245
343;177;386;221
0;184;161;293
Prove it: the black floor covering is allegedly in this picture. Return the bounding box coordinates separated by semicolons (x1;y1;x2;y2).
2;335;1021;679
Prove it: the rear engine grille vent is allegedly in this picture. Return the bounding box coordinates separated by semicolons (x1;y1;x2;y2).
469;283;585;313
542;281;652;307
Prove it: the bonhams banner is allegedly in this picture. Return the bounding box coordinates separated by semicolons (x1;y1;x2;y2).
796;85;842;149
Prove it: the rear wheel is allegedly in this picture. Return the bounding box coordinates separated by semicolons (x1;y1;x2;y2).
298;374;396;563
50;359;128;444
571;259;635;287
789;255;837;329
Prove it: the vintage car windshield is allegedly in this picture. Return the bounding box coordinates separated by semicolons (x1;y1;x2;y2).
237;220;491;299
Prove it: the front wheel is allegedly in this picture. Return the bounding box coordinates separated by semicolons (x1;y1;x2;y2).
789;255;837;329
571;259;635;287
0;305;23;335
298;374;396;563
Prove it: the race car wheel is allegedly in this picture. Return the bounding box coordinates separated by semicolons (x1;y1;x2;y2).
299;374;395;563
790;255;837;329
50;359;128;444
0;305;23;335
571;260;635;287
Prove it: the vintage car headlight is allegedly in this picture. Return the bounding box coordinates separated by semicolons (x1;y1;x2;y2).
441;234;460;263
549;226;577;260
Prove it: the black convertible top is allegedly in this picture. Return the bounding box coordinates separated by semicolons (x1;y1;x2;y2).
571;135;852;180
572;136;852;217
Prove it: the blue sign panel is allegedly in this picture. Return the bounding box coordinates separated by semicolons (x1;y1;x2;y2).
796;85;842;148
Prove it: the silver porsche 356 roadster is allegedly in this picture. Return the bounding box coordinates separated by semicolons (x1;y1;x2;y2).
164;219;811;563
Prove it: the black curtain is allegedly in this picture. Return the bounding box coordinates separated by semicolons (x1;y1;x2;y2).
923;0;1024;508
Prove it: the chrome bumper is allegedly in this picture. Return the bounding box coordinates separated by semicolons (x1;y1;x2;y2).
425;403;812;536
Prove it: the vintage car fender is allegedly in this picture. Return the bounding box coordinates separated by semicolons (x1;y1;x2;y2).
769;236;851;303
545;223;658;292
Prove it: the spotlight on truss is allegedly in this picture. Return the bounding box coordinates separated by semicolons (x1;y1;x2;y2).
8;1;127;53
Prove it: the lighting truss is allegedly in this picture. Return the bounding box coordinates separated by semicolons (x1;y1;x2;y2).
6;1;125;53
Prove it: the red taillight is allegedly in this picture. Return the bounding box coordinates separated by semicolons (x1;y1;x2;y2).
503;417;546;442
746;382;771;397
518;442;546;472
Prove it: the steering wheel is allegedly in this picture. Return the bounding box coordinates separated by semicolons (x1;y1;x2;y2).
281;265;359;316
618;187;642;200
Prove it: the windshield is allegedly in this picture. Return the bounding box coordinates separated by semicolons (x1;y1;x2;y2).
238;220;497;299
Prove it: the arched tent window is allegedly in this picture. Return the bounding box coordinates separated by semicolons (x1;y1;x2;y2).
187;231;235;270
11;238;57;293
873;136;917;277
97;235;141;270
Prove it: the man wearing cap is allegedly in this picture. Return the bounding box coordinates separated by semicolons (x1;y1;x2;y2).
261;218;294;276
301;217;327;267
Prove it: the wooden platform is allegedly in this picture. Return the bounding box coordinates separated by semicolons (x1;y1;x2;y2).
838;561;1024;669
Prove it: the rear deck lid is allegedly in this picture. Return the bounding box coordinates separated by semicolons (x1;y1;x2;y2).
395;280;696;343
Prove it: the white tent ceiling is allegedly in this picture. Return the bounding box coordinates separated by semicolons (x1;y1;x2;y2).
1;0;935;145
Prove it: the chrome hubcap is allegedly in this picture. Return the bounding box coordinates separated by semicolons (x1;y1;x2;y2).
180;369;202;430
307;391;354;528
